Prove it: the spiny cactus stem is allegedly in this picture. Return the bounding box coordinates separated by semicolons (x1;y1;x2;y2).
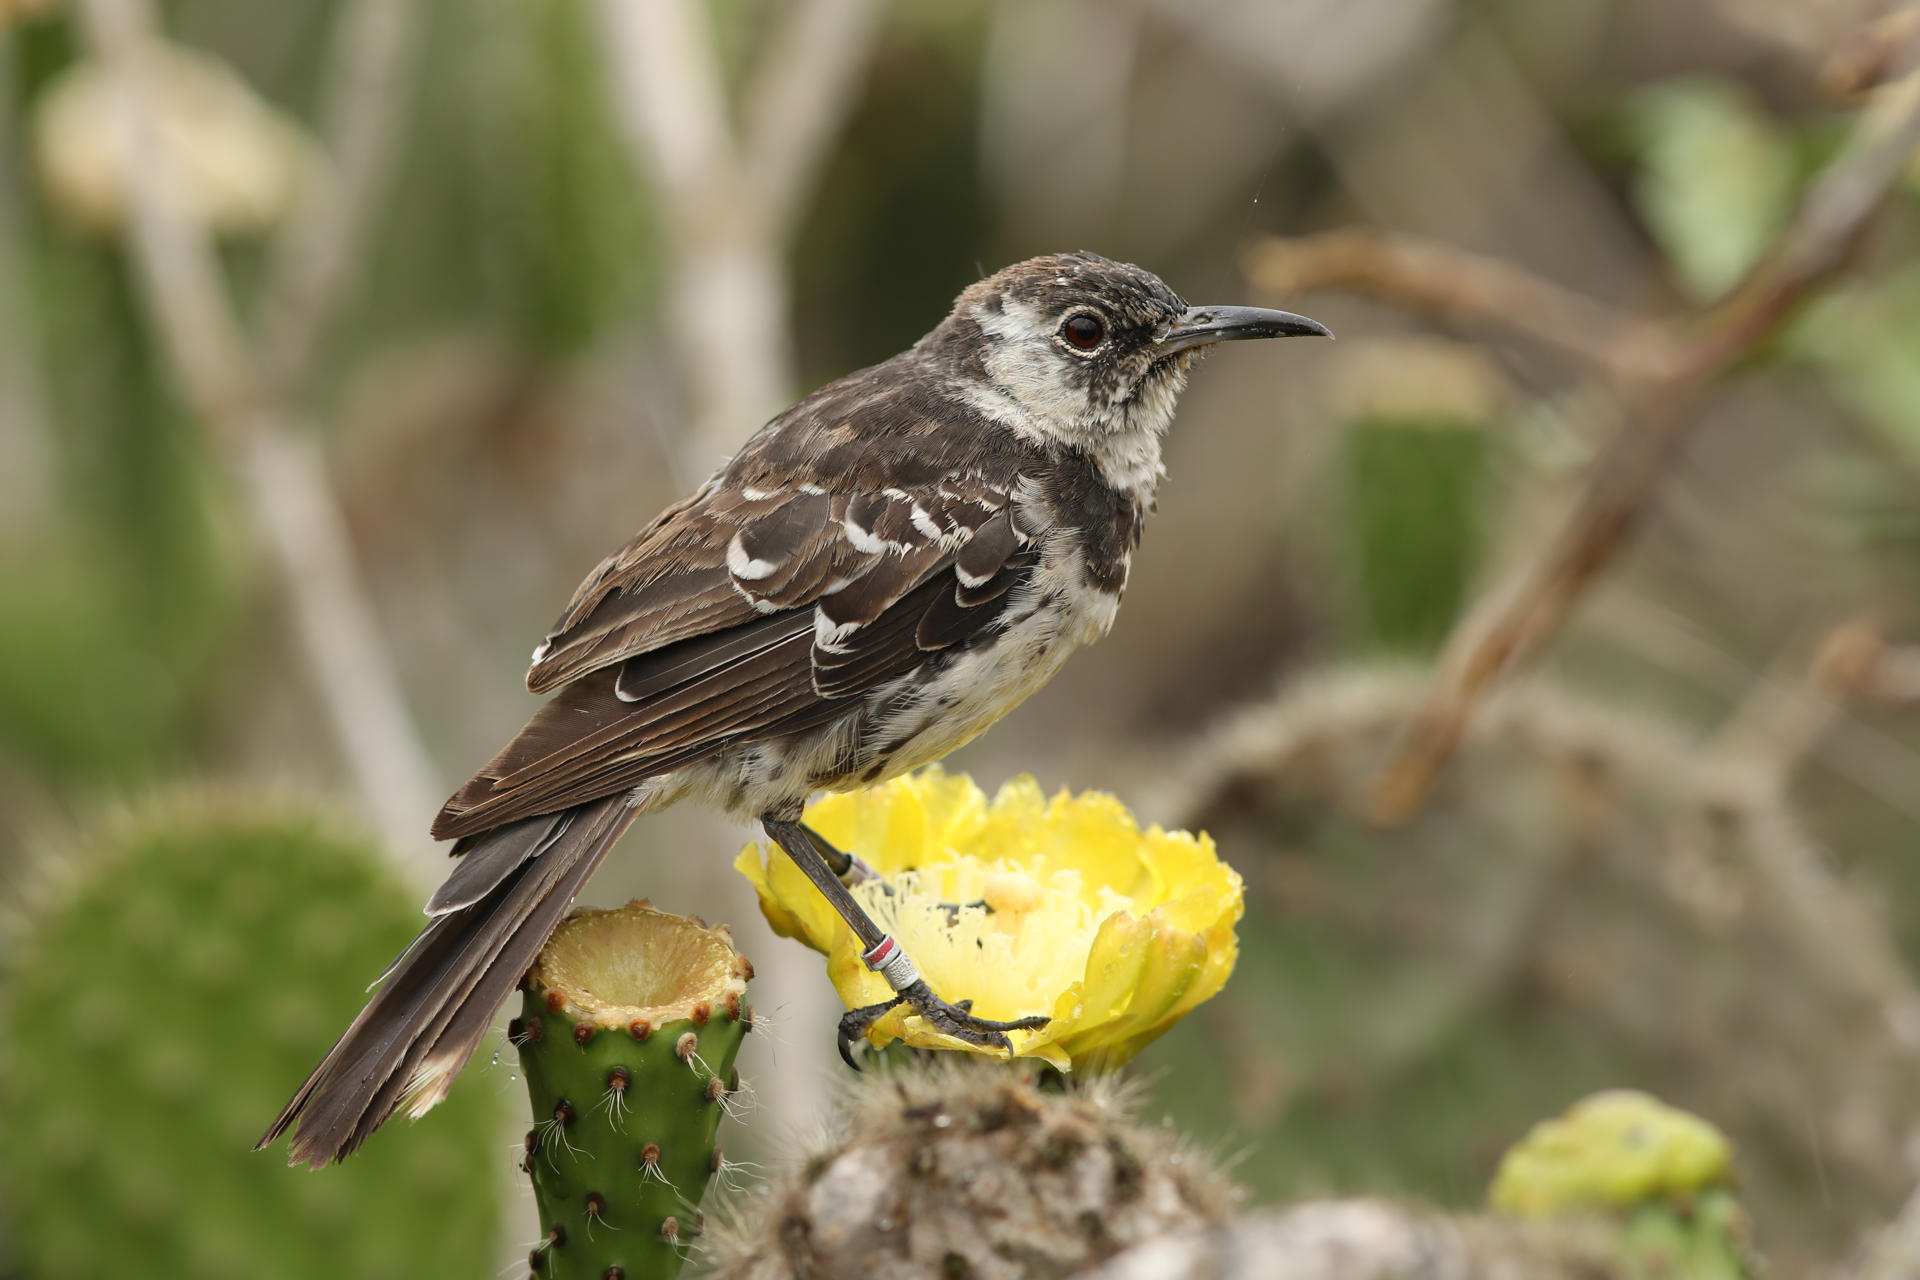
516;901;753;1280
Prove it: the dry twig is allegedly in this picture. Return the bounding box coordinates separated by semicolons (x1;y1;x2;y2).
1256;31;1920;823
1852;1175;1920;1280
259;0;420;395
0;26;56;538
75;0;441;889
1245;230;1665;381
593;0;881;477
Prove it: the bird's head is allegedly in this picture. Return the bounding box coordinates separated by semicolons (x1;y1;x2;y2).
926;251;1329;462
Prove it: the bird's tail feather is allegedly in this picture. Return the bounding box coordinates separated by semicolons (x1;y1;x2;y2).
258;792;640;1167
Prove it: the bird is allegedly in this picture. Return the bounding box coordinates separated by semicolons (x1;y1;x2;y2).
259;251;1329;1167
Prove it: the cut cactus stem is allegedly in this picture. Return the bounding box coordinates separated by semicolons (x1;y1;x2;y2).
516;901;753;1280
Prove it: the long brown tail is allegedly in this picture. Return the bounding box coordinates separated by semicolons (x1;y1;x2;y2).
258;793;640;1167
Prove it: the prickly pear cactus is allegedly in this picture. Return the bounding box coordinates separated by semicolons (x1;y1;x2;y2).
0;797;500;1280
1492;1090;1753;1280
515;901;753;1280
1330;337;1501;653
708;1058;1237;1280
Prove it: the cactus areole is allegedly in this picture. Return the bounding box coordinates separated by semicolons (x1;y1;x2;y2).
515;901;753;1280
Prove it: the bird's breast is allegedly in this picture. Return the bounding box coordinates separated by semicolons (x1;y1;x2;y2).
849;532;1124;778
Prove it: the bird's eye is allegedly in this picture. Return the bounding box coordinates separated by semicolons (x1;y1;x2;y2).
1061;313;1106;351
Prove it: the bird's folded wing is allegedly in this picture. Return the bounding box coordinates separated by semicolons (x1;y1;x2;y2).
432;482;1037;840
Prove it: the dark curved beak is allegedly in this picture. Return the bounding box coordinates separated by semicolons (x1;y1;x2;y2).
1158;304;1332;354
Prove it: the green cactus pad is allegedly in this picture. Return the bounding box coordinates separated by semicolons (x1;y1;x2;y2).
1342;416;1487;653
516;901;753;1280
1620;1190;1751;1280
0;797;501;1280
1491;1089;1735;1217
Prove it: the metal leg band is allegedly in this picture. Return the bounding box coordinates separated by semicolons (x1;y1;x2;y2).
860;934;921;994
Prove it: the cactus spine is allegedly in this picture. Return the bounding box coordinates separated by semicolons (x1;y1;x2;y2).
709;1059;1236;1280
516;901;753;1280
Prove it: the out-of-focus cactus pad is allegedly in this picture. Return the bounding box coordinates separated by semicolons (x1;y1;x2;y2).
0;798;500;1280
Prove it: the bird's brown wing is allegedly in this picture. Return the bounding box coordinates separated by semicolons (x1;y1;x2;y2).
431;482;1038;842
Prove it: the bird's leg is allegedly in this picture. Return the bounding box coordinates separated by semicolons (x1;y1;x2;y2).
801;822;880;888
760;814;1049;1069
799;820;980;918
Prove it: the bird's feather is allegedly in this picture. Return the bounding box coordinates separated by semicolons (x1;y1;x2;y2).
432;466;1037;842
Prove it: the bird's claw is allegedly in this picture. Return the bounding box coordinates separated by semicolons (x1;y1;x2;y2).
836;979;1048;1070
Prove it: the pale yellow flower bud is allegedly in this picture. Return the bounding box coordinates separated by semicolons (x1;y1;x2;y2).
31;40;320;237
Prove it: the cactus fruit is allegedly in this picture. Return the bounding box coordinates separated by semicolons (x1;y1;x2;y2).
1491;1089;1734;1217
1493;1090;1749;1280
515;901;753;1280
1492;1091;1752;1280
0;797;500;1280
708;1058;1236;1280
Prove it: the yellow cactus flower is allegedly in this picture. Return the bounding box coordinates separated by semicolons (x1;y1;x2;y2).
734;767;1242;1071
1490;1090;1735;1218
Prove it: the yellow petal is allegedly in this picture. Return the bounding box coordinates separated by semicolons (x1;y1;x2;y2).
734;844;837;951
910;765;993;852
807;782;929;873
1062;918;1205;1068
1071;910;1153;1031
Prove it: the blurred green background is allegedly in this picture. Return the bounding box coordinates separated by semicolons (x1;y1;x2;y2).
5;0;1920;1276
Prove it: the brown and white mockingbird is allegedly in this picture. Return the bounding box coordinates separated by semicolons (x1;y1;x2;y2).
261;251;1328;1166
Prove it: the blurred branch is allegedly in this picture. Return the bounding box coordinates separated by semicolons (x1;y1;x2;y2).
594;0;880;477
1342;29;1920;824
260;0;421;396
1245;231;1663;380
1691;630;1920;1050
744;0;884;239
1594;601;1920;824
0;27;57;539
75;0;442;891
1696;616;1920;808
1853;1177;1920;1280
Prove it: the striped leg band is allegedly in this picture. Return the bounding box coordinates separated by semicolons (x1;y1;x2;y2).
860;934;921;993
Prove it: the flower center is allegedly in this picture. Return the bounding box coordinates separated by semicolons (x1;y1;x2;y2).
853;859;1131;1024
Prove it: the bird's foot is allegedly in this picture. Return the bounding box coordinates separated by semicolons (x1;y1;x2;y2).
837;978;1048;1069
